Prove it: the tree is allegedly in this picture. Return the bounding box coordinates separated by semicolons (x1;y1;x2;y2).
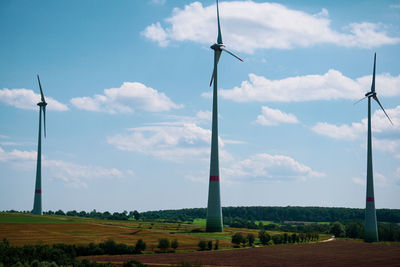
282;233;288;244
198;240;207;251
214;240;219;250
345;222;362;238
247;234;255;246
231;233;244;247
133;210;140;220
258;230;271;245
330;221;345;237
207;240;213;250
272;234;283;244
135;239;146;253
171;239;179;251
157;238;170;253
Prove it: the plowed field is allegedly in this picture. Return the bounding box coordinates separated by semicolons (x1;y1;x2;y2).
84;240;400;267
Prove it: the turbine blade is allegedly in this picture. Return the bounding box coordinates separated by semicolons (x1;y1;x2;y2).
373;95;393;125
37;75;46;103
354;96;367;105
221;47;243;62
216;0;222;44
209;50;222;87
43;106;47;138
371;53;376;93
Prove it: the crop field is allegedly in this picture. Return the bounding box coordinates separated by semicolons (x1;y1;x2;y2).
83;240;400;266
1;213;287;250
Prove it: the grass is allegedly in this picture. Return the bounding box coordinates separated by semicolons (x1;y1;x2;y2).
192;218;206;226
0;213;333;251
0;212;90;224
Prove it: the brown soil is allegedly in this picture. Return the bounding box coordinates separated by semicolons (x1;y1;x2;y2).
83;240;400;267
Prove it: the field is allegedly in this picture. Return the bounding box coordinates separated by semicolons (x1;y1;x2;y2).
2;213;299;250
84;240;400;266
3;213;399;266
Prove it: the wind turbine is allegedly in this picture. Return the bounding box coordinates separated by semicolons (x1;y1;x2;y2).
32;75;47;215
206;0;242;232
357;53;393;242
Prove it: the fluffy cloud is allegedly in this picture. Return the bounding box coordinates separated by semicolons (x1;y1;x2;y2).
0;88;68;111
143;1;399;52
70;82;182;114
107;122;238;162
208;71;400;103
312;105;400;140
312;105;400;158
256;106;299;126
0;146;123;188
223;153;324;181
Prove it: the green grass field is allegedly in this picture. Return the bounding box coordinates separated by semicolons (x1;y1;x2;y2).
0;212;92;224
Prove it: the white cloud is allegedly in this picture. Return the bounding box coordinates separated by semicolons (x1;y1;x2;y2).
142;22;169;47
70;82;182;114
107;122;239;162
312;122;364;140
312;105;400;159
256;106;299;126
196;110;212;121
312;105;400;141
0;147;36;162
44;160;123;188
208;71;400;103
223;153;324;181
0;88;68;111
143;1;399;52
0;146;123;188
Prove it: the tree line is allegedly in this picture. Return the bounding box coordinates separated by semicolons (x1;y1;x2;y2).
0;238;147;266
139;206;400;223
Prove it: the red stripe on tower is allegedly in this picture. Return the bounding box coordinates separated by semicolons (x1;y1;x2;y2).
35;189;42;194
366;197;374;202
210;176;219;182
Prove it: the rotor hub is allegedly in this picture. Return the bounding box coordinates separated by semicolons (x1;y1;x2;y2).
37;102;47;107
210;43;224;51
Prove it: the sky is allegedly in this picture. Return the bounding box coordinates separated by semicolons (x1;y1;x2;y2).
0;0;399;213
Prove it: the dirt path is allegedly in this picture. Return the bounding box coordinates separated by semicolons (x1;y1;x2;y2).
83;240;400;267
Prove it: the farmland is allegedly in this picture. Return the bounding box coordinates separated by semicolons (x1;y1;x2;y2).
2;212;400;266
0;213;273;250
84;239;400;266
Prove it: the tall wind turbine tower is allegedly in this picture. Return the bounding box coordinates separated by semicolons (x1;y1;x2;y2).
206;0;242;232
32;75;47;215
357;53;393;242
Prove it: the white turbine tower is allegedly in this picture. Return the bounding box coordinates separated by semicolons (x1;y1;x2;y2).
356;53;393;242
206;0;242;232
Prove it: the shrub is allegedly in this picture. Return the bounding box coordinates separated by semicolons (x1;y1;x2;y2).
258;230;271;245
157;238;170;253
135;239;146;253
198;240;207;251
272;234;283;245
231;233;244;247
247;233;255;246
207;240;213;250
171;239;179;251
214;240;219;250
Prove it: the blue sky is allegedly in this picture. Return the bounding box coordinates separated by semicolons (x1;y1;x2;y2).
1;0;399;213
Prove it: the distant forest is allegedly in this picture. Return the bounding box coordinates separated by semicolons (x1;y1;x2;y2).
140;206;400;223
12;206;398;224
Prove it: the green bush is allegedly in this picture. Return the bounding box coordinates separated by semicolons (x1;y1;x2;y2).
197;240;207;251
